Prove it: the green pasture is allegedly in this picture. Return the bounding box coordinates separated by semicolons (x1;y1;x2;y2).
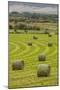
8;33;58;88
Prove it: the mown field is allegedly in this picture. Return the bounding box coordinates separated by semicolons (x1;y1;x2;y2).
8;33;58;88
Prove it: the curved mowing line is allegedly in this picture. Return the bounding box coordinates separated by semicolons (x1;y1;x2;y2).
13;40;47;58
19;43;37;56
24;77;57;86
11;42;39;58
22;41;49;59
23;41;57;59
9;43;16;52
32;38;57;57
11;71;57;81
9;42;20;54
10;40;50;59
37;36;57;47
48;45;57;57
10;41;28;55
10;36;48;57
10;36;57;59
21;43;40;58
26;47;48;59
45;43;57;57
35;41;49;54
10;41;30;57
10;76;57;88
36;39;57;58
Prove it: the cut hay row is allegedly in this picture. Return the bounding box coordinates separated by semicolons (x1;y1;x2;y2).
11;38;48;58
9;45;56;65
10;40;56;59
9;42;20;54
48;47;57;57
18;43;39;57
10;41;28;55
9;42;17;52
10;75;57;88
9;33;57;88
22;41;49;59
10;42;40;58
46;44;57;57
9;33;55;55
22;43;40;58
19;41;47;59
10;41;30;57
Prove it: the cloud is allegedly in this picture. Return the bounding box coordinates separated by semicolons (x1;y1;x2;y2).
9;1;58;14
34;7;57;14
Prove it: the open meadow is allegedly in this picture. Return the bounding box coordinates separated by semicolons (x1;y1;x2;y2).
8;32;58;88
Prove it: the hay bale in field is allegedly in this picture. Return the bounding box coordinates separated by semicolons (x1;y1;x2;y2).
48;33;52;37
38;54;46;61
28;42;32;46
37;64;50;77
12;60;24;70
33;36;38;39
48;42;52;47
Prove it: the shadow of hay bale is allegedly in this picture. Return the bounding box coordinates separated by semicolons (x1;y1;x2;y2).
33;36;38;39
48;42;52;47
28;42;32;46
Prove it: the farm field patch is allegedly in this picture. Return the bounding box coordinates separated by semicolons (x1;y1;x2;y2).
8;33;58;88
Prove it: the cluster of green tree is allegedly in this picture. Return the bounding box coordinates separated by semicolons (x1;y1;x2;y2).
9;23;40;31
9;12;58;34
9;17;52;23
9;12;58;23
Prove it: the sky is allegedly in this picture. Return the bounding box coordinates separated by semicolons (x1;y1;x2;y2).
8;1;58;15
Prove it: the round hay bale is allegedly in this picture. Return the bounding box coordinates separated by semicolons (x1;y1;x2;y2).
48;33;52;37
48;42;52;47
38;54;46;61
28;42;32;46
33;36;38;39
12;60;24;70
37;64;50;77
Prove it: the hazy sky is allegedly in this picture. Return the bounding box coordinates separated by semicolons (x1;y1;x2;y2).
9;1;58;15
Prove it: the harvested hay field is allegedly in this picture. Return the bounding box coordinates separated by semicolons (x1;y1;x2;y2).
8;33;58;88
